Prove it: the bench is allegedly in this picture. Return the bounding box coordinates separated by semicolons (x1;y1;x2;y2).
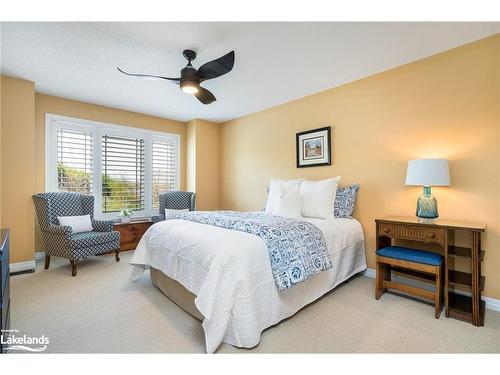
375;246;444;319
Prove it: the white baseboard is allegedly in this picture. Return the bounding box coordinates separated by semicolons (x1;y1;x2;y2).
10;260;36;274
35;251;45;261
364;268;376;278
10;251;44;274
483;295;500;312
363;268;500;313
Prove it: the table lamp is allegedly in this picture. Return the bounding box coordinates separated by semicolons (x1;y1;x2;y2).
405;159;450;219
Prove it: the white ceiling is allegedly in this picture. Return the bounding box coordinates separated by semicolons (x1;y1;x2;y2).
1;22;498;123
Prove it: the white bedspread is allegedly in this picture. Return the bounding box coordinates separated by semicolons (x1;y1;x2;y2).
130;216;366;353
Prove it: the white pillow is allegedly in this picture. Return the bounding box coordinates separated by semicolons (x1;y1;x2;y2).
165;208;189;220
265;178;303;214
273;183;301;217
57;214;93;233
300;177;341;219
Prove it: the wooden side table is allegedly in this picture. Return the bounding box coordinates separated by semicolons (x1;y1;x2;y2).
375;216;486;326
113;219;153;252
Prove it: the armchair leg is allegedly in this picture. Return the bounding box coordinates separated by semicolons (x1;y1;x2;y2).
115;249;120;262
44;254;51;270
70;260;78;277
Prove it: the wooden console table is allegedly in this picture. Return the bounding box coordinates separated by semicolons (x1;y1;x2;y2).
375;216;486;326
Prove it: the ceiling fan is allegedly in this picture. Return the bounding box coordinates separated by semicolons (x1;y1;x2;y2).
117;49;235;105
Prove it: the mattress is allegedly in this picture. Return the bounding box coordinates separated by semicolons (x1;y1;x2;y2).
130;215;366;352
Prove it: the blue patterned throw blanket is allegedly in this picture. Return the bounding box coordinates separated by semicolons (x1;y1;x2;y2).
176;211;332;291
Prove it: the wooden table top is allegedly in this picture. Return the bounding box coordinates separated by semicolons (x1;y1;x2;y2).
376;216;486;232
113;219;152;226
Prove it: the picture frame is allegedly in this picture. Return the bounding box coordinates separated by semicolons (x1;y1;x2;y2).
296;126;332;168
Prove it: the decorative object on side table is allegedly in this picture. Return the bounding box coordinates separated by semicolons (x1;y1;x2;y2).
296;126;331;168
119;208;134;224
405;159;450;220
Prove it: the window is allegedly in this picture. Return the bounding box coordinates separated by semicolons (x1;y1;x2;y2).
102;135;145;213
46;114;180;219
57;128;93;194
151;139;177;209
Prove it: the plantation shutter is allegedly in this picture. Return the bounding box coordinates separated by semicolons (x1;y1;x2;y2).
152;139;177;209
57;128;93;194
101;135;145;213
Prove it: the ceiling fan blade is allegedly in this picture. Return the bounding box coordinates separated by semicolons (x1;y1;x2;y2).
117;67;180;83
195;87;217;105
196;51;234;82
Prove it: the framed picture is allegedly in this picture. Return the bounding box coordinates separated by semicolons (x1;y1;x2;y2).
296;126;331;168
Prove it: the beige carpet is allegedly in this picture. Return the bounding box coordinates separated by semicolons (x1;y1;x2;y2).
9;251;500;353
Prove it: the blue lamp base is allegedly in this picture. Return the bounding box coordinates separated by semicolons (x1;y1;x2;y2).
416;186;438;219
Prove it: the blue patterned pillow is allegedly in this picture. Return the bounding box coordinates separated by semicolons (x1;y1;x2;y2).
334;184;359;219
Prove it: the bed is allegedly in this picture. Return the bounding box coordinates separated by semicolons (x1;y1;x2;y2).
130;213;366;353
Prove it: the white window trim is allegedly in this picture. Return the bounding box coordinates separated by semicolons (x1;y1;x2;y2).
45;113;180;220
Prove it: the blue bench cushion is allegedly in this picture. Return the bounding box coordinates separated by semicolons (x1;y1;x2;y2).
376;246;443;266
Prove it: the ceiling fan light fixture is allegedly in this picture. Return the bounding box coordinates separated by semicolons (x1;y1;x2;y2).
117;49;234;104
180;80;199;94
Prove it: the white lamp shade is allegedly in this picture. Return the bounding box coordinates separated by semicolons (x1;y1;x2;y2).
405;159;451;186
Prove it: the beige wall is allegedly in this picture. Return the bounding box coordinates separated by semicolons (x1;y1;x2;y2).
220;35;500;299
34;93;188;253
0;26;3;229
186;120;197;193
185;119;220;210
1;76;36;263
0;74;3;229
195;119;220;210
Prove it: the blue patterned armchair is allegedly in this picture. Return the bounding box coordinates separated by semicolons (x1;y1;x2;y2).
33;192;121;276
152;191;196;223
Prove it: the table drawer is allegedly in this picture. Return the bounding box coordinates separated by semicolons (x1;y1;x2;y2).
378;222;445;245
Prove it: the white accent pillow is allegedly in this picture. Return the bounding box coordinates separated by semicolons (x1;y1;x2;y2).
165;208;189;220
265;178;303;214
57;214;93;233
273;183;301;217
300;177;341;219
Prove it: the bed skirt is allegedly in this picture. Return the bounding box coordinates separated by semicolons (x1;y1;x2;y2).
150;267;204;321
